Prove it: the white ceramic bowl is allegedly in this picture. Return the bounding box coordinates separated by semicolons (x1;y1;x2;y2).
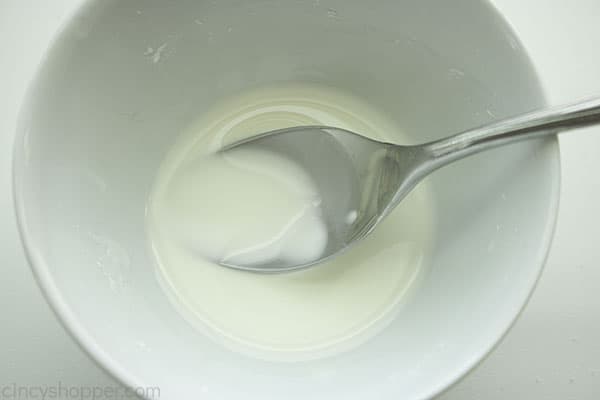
13;0;559;399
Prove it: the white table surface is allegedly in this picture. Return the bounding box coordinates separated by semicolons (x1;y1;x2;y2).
1;1;599;399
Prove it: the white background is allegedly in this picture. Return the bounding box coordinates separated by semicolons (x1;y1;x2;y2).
1;1;599;399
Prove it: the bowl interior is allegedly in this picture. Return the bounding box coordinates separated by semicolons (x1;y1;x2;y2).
14;0;559;399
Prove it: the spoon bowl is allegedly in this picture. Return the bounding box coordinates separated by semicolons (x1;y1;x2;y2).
220;126;425;272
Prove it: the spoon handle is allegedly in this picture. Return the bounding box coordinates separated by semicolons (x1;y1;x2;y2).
422;96;600;169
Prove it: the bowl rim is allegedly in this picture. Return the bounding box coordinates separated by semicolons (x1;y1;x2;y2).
426;2;561;398
10;0;561;399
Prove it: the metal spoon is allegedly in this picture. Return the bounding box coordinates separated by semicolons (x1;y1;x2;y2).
220;97;600;273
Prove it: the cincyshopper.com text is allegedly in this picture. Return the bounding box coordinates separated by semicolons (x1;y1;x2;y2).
0;382;160;400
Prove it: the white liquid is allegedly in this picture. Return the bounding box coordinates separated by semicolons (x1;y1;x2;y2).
147;83;435;361
159;147;328;267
